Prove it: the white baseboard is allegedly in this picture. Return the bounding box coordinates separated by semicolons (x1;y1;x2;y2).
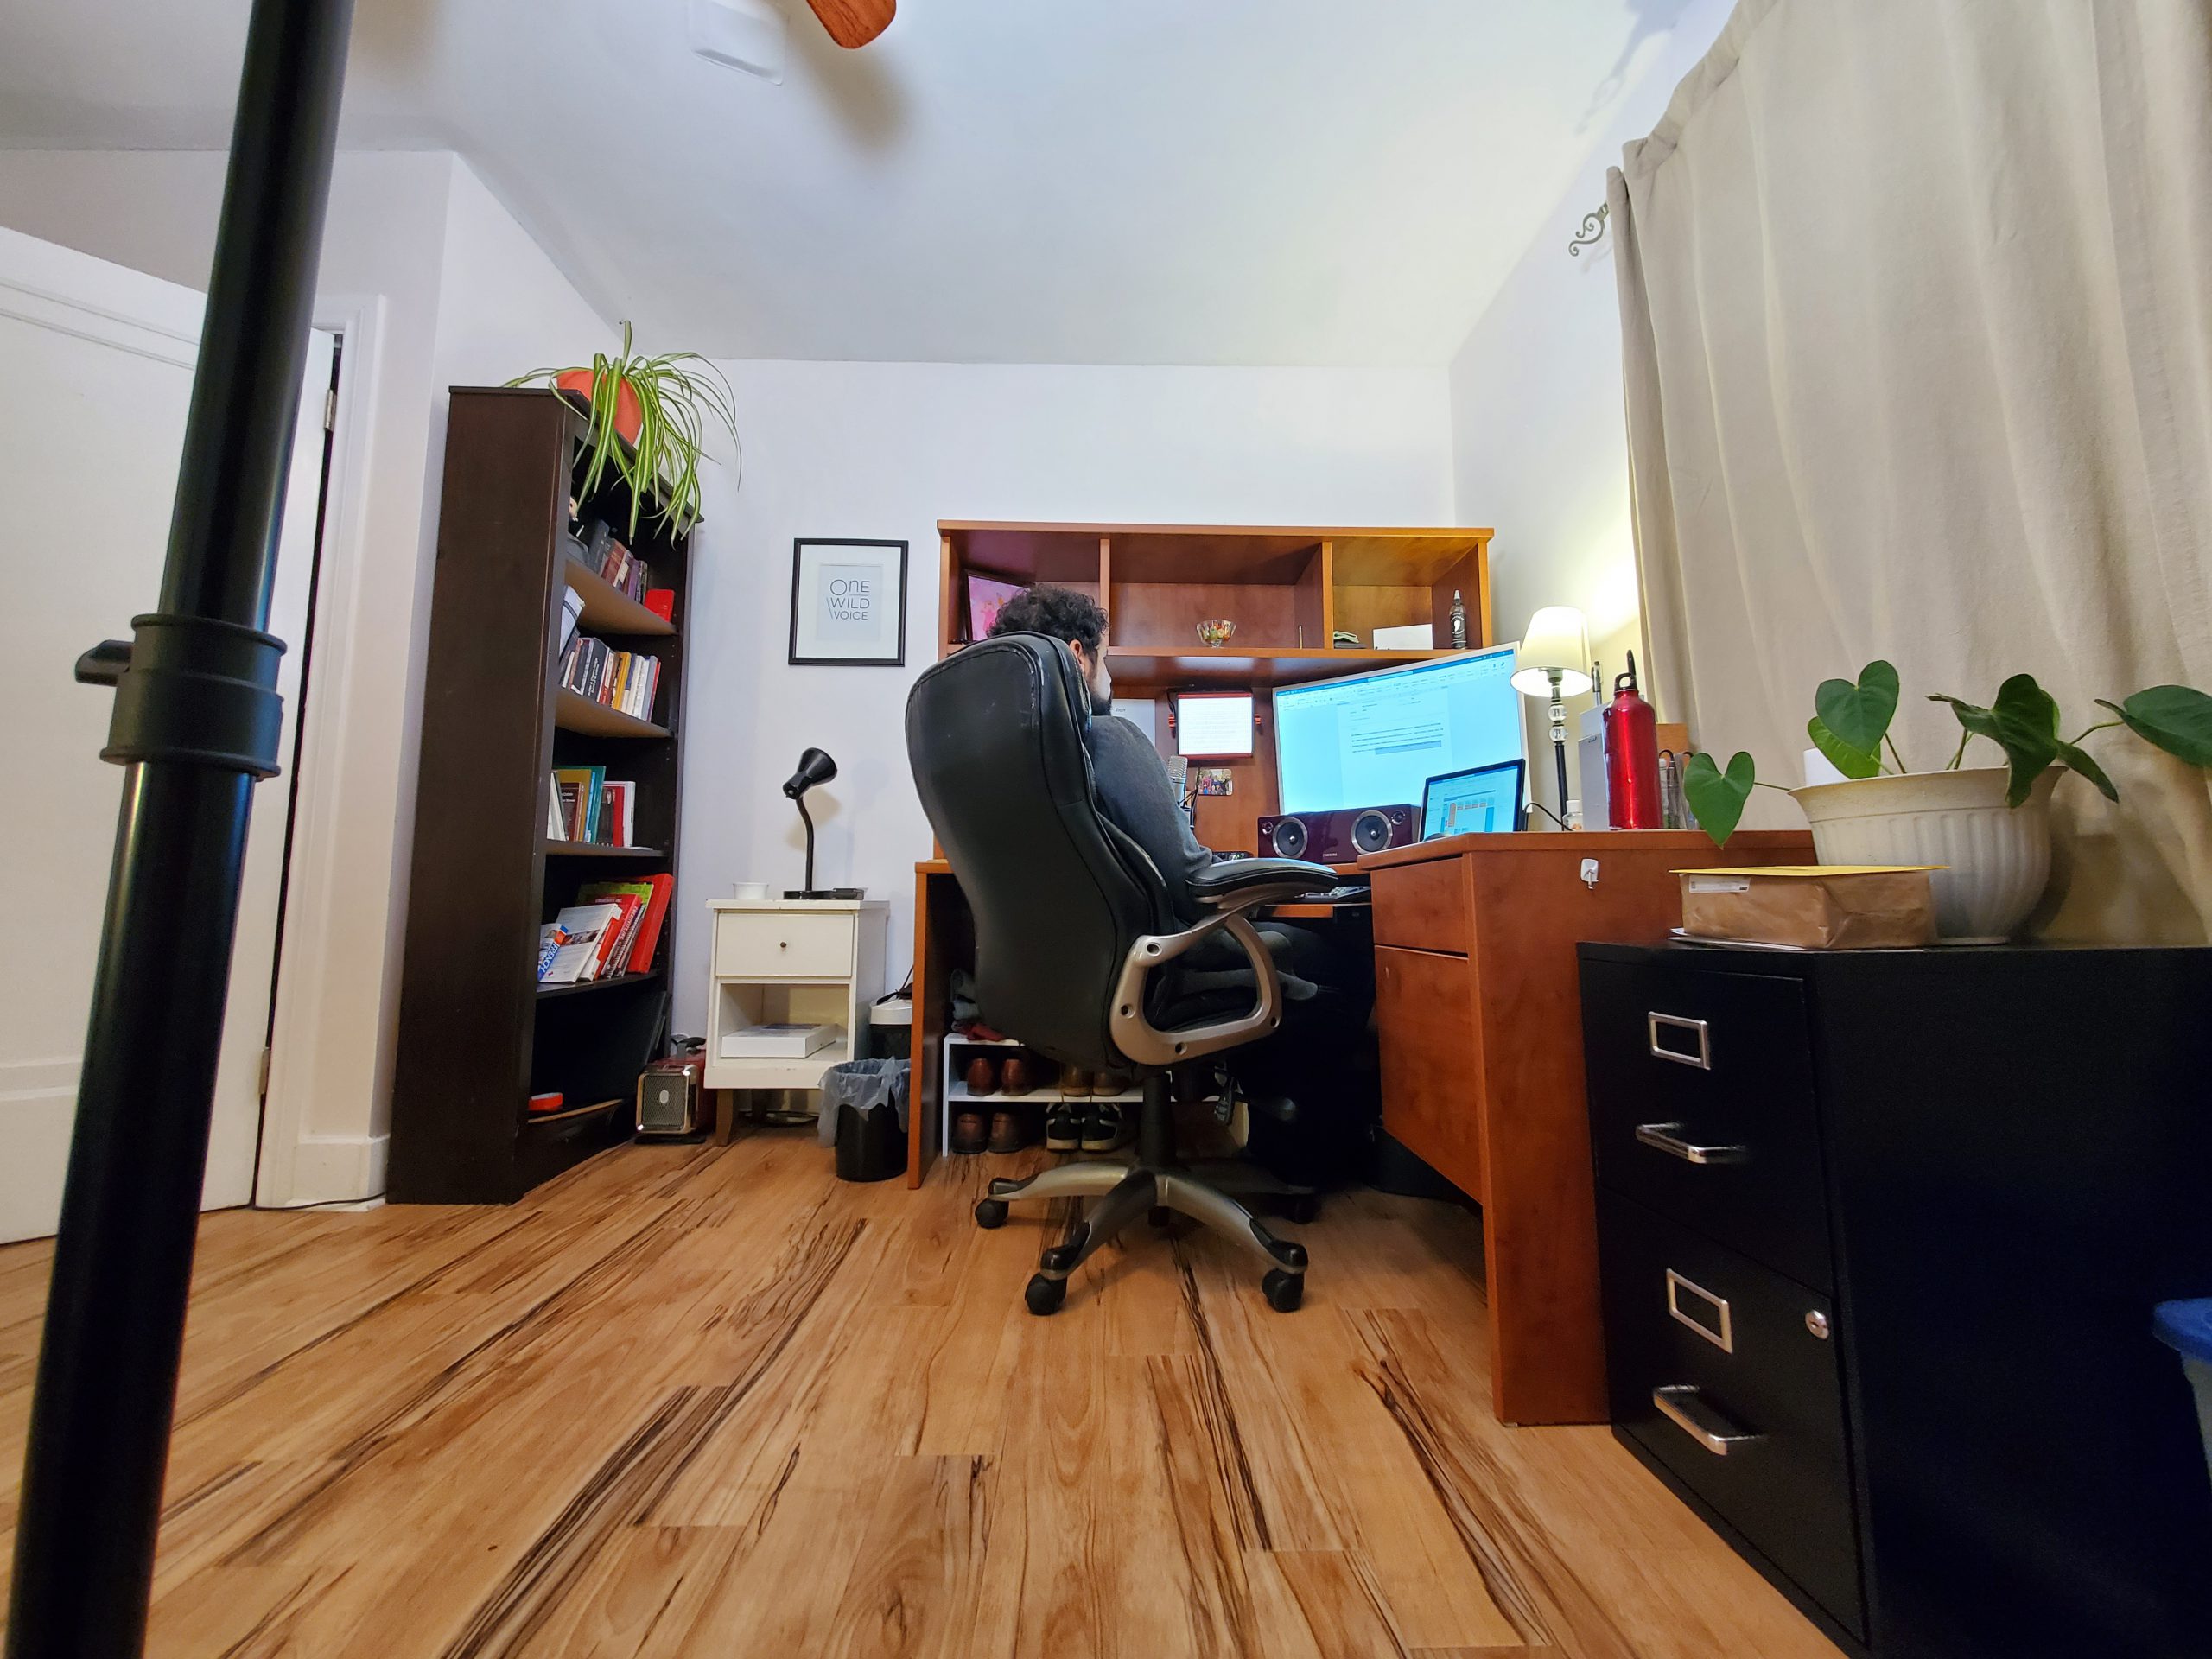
270;1134;390;1208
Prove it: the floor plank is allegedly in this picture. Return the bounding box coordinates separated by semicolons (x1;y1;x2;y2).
0;1130;1838;1657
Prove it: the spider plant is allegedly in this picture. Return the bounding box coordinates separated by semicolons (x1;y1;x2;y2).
509;321;740;538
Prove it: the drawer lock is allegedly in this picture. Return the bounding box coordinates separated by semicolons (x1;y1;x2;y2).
1635;1122;1747;1166
1652;1384;1763;1457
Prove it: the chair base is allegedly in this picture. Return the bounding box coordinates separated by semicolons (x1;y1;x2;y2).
973;1075;1314;1314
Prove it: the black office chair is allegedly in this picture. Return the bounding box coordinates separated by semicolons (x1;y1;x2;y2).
905;632;1341;1314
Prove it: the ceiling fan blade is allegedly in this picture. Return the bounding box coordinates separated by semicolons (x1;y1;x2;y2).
804;0;894;48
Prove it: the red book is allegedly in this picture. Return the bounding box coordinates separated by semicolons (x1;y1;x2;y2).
626;874;677;974
592;894;643;977
644;588;675;622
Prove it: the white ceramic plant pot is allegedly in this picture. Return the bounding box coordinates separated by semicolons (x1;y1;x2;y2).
1789;766;2059;944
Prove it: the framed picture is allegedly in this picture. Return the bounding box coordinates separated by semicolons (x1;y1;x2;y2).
964;573;1028;642
788;539;908;666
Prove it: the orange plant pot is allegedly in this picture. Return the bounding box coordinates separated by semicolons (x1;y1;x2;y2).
554;368;644;446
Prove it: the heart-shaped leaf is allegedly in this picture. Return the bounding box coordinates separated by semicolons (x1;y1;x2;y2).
1930;672;2059;805
2100;685;2212;769
2054;739;2120;802
1813;660;1899;760
1684;750;1757;846
1808;713;1881;779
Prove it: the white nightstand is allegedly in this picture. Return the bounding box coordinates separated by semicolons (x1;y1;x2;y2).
702;898;888;1095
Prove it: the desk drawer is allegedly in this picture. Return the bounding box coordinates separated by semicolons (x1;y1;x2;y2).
1599;1193;1864;1639
1580;958;1831;1290
1370;858;1469;956
1374;945;1483;1198
713;910;854;979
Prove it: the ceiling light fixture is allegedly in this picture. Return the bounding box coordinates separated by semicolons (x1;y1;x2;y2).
688;0;786;82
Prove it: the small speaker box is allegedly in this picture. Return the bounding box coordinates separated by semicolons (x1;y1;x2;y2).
1256;804;1416;863
637;1053;706;1139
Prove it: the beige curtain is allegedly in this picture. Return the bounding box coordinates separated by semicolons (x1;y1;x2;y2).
1616;0;2212;941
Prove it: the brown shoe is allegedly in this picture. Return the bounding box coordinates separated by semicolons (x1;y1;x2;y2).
952;1110;988;1154
988;1110;1032;1154
1001;1054;1035;1096
963;1055;999;1096
1058;1066;1092;1098
1093;1070;1133;1098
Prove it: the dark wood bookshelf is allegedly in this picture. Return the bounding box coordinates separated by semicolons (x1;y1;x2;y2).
390;388;690;1204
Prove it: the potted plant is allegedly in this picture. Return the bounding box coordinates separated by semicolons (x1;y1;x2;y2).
509;321;739;538
1685;662;2212;941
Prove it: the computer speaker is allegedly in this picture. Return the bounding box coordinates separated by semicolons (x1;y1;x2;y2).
1256;804;1415;863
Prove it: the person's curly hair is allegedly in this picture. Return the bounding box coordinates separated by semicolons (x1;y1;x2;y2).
987;584;1106;655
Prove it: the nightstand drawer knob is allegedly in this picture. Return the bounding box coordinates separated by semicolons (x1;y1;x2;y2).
1805;1310;1832;1340
1648;1011;1712;1068
1635;1122;1747;1166
1652;1384;1763;1457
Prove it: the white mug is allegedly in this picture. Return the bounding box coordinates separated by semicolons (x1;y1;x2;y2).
733;880;770;900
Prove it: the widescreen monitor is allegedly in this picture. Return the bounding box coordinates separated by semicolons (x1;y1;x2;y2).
1273;644;1524;816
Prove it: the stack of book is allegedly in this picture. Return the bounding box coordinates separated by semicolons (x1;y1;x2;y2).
560;633;661;724
537;874;675;984
547;766;639;845
592;536;652;602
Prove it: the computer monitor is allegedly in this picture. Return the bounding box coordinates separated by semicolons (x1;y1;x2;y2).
1422;760;1525;839
1272;644;1525;816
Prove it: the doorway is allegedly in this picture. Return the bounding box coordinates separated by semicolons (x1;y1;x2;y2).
0;226;337;1243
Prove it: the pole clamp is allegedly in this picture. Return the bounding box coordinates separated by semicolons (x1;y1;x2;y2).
74;614;287;778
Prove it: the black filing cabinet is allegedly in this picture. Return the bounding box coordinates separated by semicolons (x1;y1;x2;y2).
1579;943;2212;1659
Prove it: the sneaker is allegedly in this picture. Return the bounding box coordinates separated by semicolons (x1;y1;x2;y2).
988;1110;1032;1154
1045;1103;1083;1152
1082;1102;1135;1153
952;1110;988;1154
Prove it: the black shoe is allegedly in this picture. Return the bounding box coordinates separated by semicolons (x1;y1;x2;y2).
1082;1103;1135;1153
1045;1104;1083;1152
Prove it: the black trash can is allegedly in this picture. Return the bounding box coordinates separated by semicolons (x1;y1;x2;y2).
817;1058;908;1183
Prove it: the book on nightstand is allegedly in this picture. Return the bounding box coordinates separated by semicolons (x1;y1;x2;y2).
720;1023;841;1060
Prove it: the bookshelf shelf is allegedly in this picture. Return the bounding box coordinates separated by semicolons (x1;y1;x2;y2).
537;969;664;1001
563;550;674;636
391;388;690;1205
555;687;669;740
543;842;667;860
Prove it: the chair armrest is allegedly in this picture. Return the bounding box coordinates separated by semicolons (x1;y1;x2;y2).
1108;909;1283;1068
1188;857;1339;906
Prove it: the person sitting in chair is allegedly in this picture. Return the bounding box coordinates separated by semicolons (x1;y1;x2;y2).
986;587;1375;1179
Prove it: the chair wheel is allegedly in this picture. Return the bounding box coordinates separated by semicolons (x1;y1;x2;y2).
1286;1194;1321;1224
1262;1268;1304;1313
1025;1273;1066;1316
974;1198;1008;1230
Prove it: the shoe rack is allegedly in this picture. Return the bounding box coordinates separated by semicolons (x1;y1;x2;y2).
940;1033;1143;1157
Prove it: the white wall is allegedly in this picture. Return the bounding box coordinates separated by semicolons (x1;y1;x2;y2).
1446;0;1735;813
674;360;1455;1032
0;149;607;1200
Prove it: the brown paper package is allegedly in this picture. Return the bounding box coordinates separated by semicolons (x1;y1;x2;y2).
1679;870;1937;950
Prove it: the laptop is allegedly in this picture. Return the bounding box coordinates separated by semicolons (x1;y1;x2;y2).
1421;759;1526;840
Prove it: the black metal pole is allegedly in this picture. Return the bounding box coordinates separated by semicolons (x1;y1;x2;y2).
7;0;353;1649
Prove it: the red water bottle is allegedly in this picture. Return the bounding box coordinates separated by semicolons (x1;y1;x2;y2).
1604;651;1662;830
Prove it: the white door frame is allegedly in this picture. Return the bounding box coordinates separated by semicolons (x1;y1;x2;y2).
254;292;387;1209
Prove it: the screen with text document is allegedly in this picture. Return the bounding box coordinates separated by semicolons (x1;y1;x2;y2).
1273;645;1524;815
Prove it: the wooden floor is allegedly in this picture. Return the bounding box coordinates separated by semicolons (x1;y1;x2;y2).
0;1131;1836;1657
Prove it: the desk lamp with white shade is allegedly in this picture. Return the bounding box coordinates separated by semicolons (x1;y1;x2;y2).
1511;606;1594;823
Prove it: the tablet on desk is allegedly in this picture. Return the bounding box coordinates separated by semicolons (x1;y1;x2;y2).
1422;759;1525;840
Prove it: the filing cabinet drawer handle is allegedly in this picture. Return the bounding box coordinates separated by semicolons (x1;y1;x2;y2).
1647;1012;1712;1069
1652;1385;1762;1457
1666;1268;1735;1351
1635;1122;1747;1166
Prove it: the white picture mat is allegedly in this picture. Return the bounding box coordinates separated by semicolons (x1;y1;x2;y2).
791;540;905;662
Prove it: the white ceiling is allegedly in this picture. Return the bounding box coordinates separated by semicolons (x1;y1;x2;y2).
0;0;1694;365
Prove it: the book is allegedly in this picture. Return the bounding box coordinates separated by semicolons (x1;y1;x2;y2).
557;586;584;658
598;781;634;847
536;923;572;981
546;791;564;841
551;766;605;841
721;1022;840;1059
625;873;676;972
645;589;674;622
578;879;656;974
542;903;621;982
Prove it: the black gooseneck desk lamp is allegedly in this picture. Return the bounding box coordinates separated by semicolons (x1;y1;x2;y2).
783;747;862;899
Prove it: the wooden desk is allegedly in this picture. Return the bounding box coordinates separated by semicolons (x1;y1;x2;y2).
1357;829;1814;1426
